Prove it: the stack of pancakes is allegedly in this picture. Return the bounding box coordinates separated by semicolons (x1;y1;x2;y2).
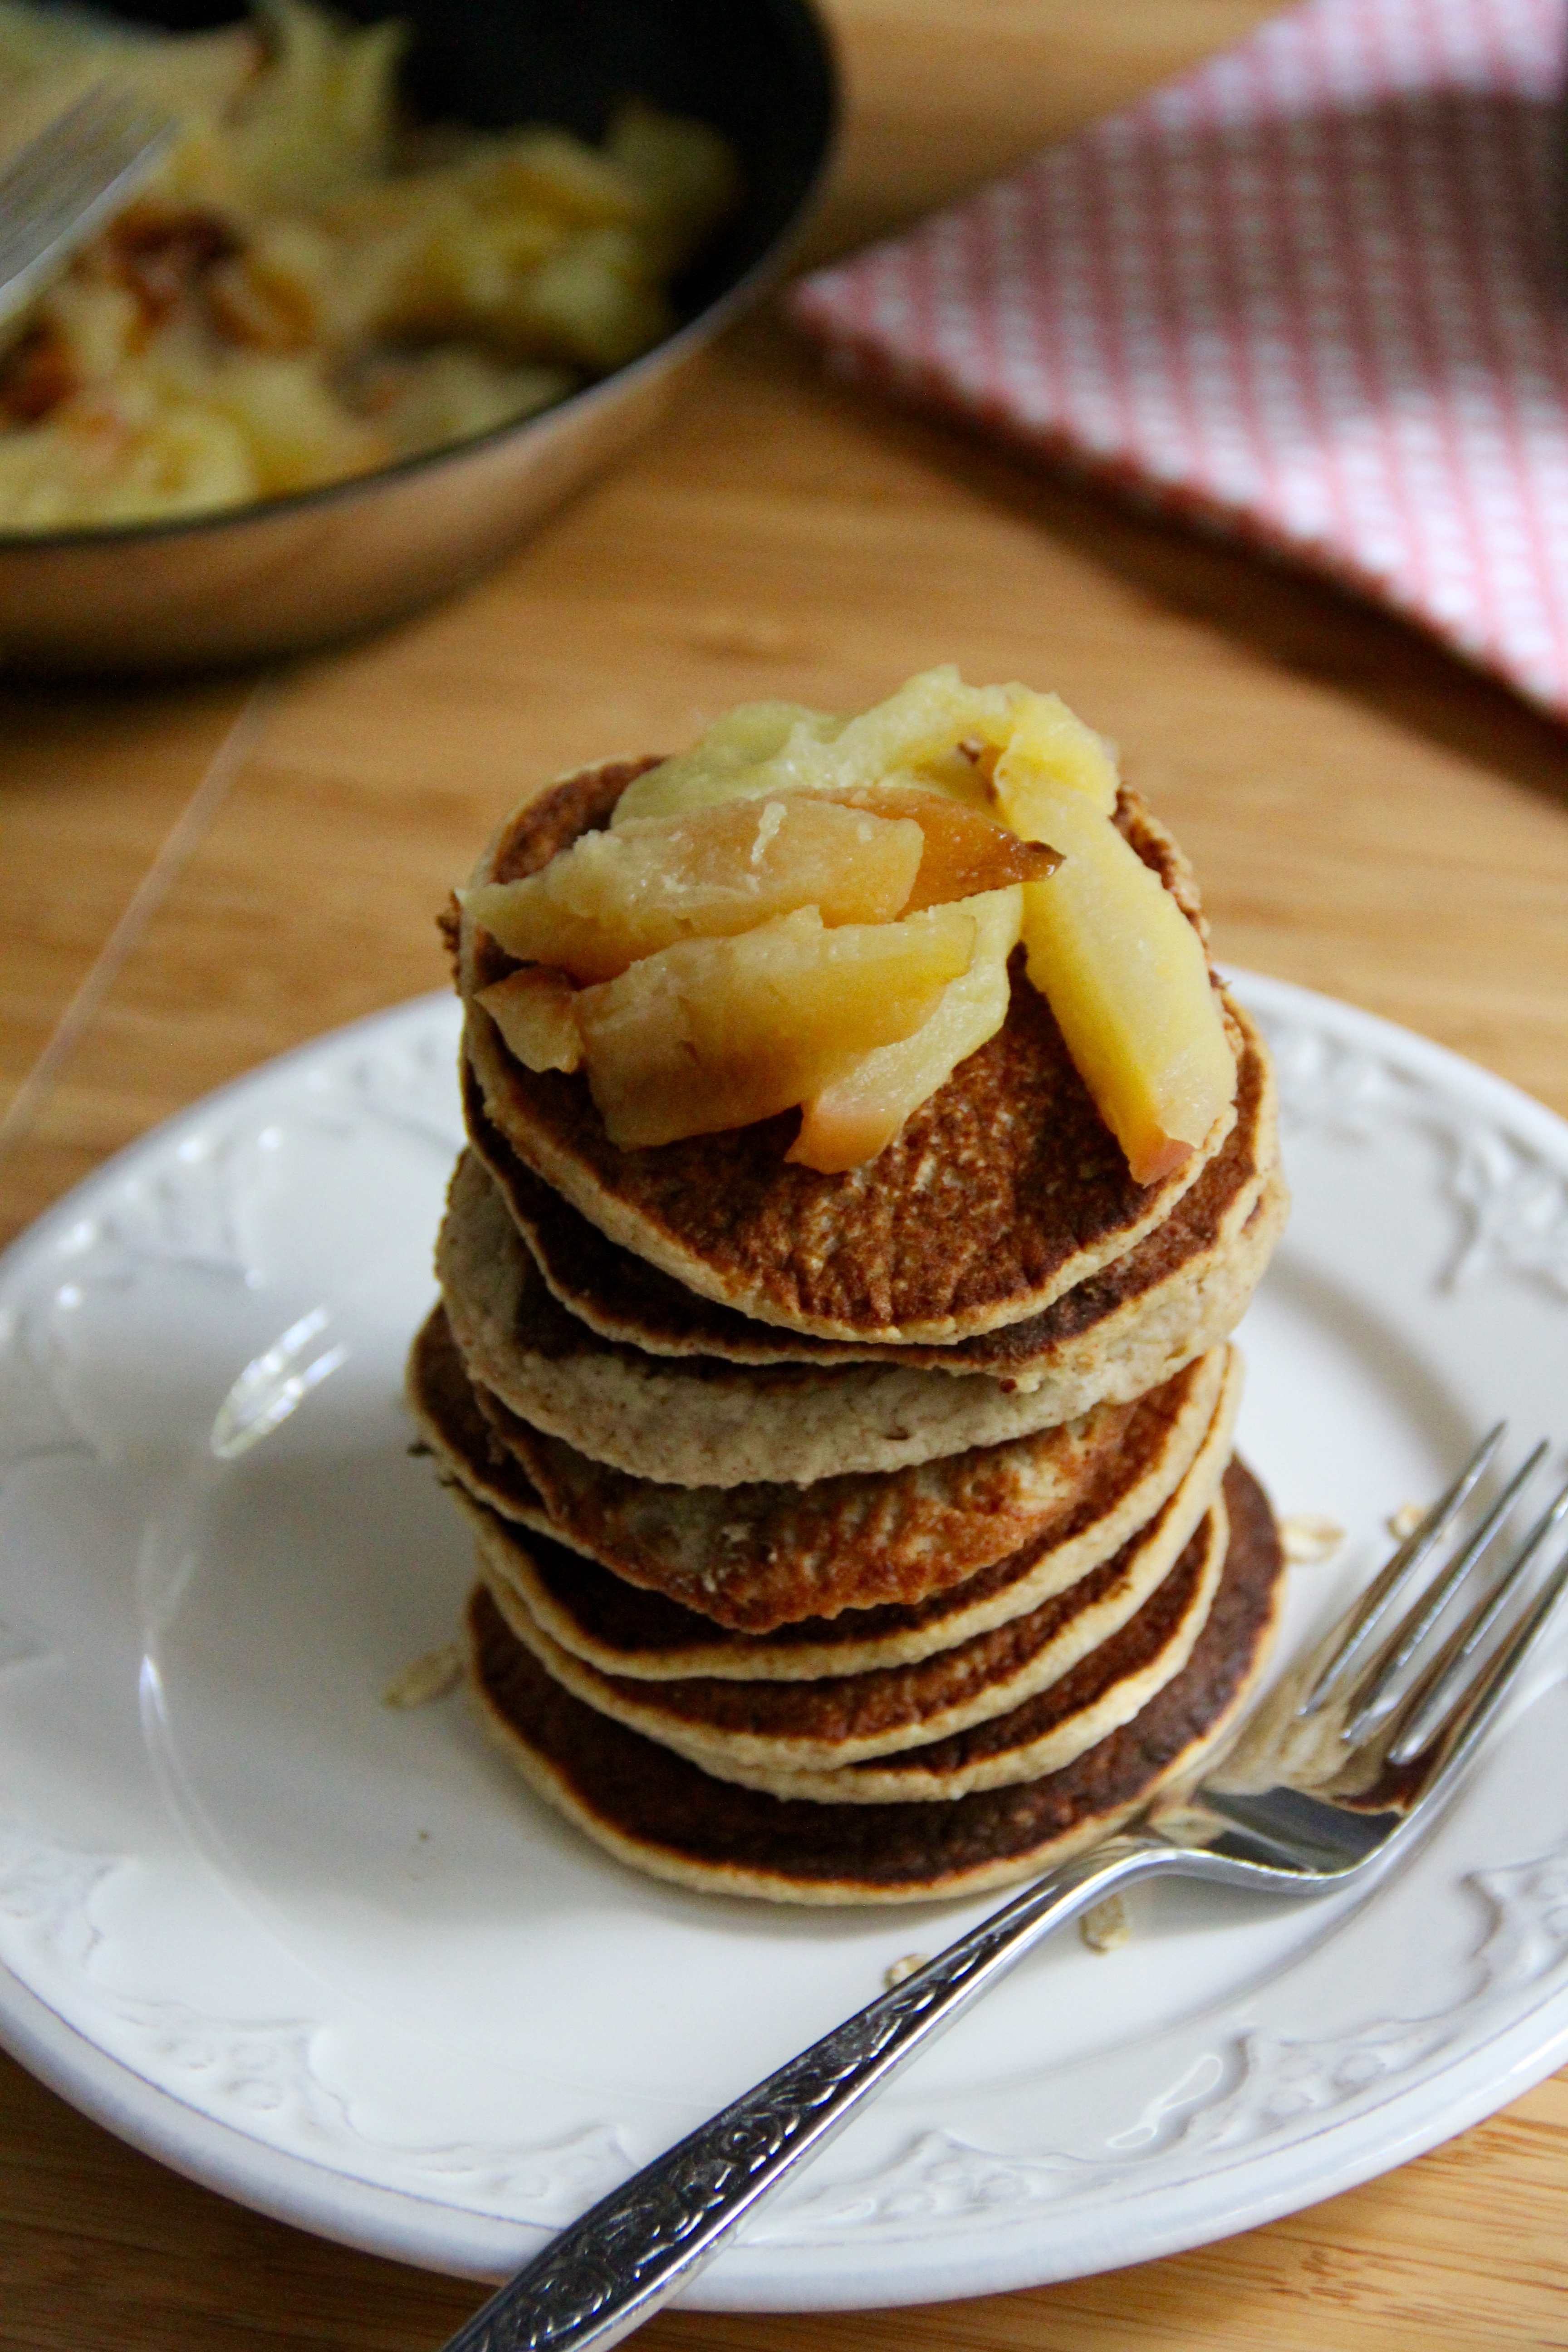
408;760;1290;1904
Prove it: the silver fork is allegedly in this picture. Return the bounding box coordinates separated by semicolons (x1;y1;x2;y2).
440;1428;1568;2352
0;83;175;335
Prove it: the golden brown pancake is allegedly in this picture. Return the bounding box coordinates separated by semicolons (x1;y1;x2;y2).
459;767;1239;1345
459;1366;1231;1683
434;1149;1283;1485
476;1328;1231;1622
461;1001;1279;1387
409;1303;1236;1633
466;1460;1286;1903
476;1475;1227;1780
743;1510;1230;1803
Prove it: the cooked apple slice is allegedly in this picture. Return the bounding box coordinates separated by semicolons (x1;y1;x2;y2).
1001;780;1235;1185
824;787;1059;911
575;903;976;1149
993;690;1120;823
611;700;841;821
789;887;1024;1172
463;795;925;982
478;967;582;1073
612;666;1025;824
779;668;1020;798
612;666;1128;839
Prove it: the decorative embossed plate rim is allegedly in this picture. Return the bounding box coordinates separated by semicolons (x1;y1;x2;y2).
0;973;1566;2307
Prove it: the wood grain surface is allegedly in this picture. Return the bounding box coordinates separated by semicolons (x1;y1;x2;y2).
4;4;1568;2347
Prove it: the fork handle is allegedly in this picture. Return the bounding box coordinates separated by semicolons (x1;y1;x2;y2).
442;1835;1180;2352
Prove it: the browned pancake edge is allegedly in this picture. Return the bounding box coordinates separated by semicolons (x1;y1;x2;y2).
478;1489;1228;1787
466;1459;1287;1903
409;1299;1237;1635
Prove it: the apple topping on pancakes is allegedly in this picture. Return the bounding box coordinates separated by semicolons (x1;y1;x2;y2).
464;667;1235;1184
569;903;981;1151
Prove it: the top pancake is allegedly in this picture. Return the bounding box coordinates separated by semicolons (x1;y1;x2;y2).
464;1007;1277;1382
458;764;1240;1346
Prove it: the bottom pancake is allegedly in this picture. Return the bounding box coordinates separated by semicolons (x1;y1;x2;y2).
468;1460;1287;1905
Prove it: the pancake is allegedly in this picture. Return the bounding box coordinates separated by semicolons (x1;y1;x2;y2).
435;1148;1283;1486
414;1291;1230;1622
464;1368;1233;1681
466;1460;1286;1903
476;1469;1227;1779
459;767;1240;1345
462;997;1279;1388
742;1508;1230;1803
467;1354;1236;1664
416;1325;1239;1652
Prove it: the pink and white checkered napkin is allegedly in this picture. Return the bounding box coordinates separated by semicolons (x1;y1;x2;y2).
791;0;1568;720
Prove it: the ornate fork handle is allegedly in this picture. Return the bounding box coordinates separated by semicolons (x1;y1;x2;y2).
445;1837;1193;2352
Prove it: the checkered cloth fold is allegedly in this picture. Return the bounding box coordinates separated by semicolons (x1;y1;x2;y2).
791;0;1568;721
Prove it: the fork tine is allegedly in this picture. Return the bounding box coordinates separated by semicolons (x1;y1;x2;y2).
1340;1441;1548;1740
0;87;151;201
1384;1471;1568;1765
0;84;172;322
1298;1422;1504;1714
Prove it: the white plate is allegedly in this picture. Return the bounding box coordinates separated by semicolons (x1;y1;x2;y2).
2;973;1568;2306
